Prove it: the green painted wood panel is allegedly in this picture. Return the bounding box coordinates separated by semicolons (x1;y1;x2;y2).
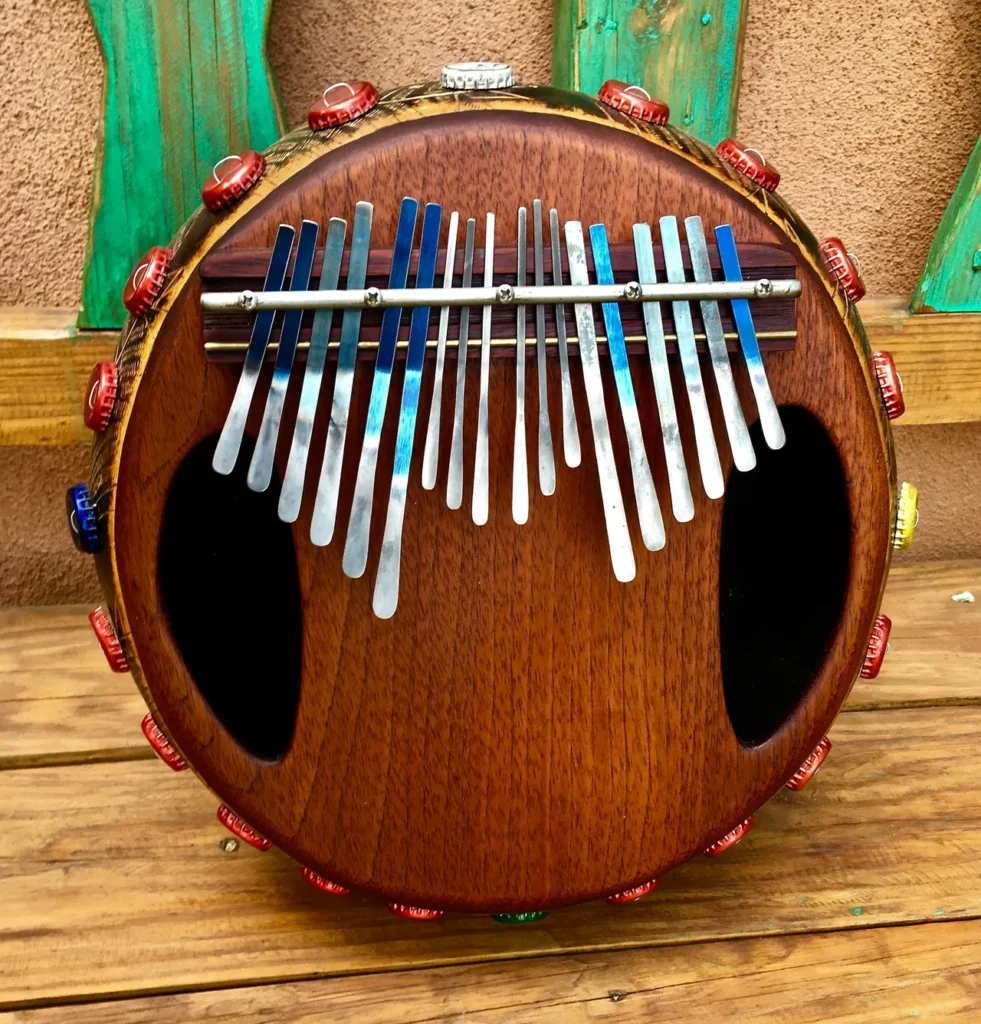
551;0;747;146
79;0;285;329
910;134;981;313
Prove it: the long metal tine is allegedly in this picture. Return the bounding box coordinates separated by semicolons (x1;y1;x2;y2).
685;216;755;472
589;224;666;551
421;211;460;490
373;203;443;619
472;212;494;526
533;200;556;495
659;215;724;499
715;224;786;450
564;221;635;582
342;197;419;579
248;219;320;492
212;224;295;475
446;219;476;510
549;208;581;468
512;207;529;524
305;204;373;538
633;223;695;522
279;215;350;523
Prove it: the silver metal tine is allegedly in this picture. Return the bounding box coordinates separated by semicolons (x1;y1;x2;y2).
304;204;373;539
564;221;636;582
533;200;556;495
714;224;786;450
342;197;419;579
685;216;755;473
589;224;666;551
247;219;320;492
472;212;494;526
512;207;529;524
549;208;581;468
633;223;695;522
279;214;350;524
659;215;725;500
373;203;443;619
421;211;460;491
212;223;295;475
446;219;476;510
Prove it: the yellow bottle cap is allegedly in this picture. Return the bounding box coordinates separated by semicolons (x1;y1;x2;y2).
893;481;919;550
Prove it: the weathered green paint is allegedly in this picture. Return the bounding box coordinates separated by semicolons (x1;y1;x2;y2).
911;134;981;313
551;0;747;146
79;0;285;329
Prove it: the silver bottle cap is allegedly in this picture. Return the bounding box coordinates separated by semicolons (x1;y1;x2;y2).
440;62;514;91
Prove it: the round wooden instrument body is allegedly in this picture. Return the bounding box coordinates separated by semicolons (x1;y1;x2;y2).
91;84;895;913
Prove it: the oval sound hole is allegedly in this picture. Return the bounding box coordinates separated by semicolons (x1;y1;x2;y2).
719;407;851;745
158;434;302;760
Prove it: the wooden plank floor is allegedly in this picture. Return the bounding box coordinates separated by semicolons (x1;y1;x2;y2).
0;560;978;1019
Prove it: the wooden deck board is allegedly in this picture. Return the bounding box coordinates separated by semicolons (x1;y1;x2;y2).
0;706;979;1007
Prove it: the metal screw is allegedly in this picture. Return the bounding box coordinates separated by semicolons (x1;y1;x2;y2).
624;281;642;301
219;838;239;853
239;289;258;311
755;278;773;297
365;287;382;306
497;283;515;303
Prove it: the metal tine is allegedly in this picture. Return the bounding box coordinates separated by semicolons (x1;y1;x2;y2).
714;224;786;450
512;207;529;524
304;203;373;538
373;203;443;619
472;212;494;526
279;214;350;524
564;221;636;582
589;224;666;551
533;200;556;495
421;211;460;490
212;223;295;475
247;219;320;492
446;218;476;510
549;208;581;468
685;216;755;472
342;197;419;579
633;223;695;522
659;215;725;500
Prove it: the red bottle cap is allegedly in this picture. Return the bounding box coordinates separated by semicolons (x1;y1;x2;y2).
860;613;892;679
89;606;129;673
217;804;271;851
716;139;780;192
122;246;172;317
598;80;669;125
704;816;754;857
141;712;188;772
785;736;832;791
387;903;445;921
606;878;660;904
201;150;265;212
82;360;119;432
308;80;379;130
820;237;866;302
872;351;905;420
300;867;351;895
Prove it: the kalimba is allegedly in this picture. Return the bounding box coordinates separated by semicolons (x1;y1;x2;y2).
68;63;917;920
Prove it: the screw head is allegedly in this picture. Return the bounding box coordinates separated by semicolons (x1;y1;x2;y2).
624;281;642;301
755;278;773;297
497;283;515;303
365;287;382;307
239;290;258;311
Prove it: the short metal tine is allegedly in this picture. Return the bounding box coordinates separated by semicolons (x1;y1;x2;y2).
685;216;755;472
589;224;665;551
549;207;581;468
212;223;295;475
421;211;460;491
533;200;556;495
279;215;349;523
472;211;494;526
512;207;529;524
342;197;419;579
447;218;476;510
714;224;786;450
248;219;319;492
633;223;694;522
306;204;373;539
564;221;635;582
659;215;725;500
373;203;443;619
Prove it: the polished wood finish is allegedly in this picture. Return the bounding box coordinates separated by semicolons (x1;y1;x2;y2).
95;86;894;911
